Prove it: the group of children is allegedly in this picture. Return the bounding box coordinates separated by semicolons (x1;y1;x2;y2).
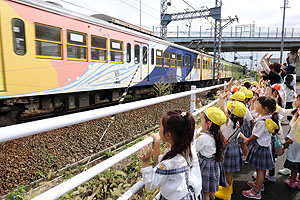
138;77;300;200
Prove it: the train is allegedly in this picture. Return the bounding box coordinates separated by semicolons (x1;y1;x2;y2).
0;0;246;126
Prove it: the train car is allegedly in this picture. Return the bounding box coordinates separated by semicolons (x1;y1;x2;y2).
0;0;244;126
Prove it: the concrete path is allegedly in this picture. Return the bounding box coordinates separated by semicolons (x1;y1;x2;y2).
217;124;300;200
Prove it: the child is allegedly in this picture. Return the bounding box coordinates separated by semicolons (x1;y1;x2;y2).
279;94;300;189
139;110;197;200
242;96;279;199
283;74;296;121
215;100;247;200
196;107;227;200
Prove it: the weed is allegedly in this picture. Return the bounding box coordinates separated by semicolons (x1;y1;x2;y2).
8;185;26;200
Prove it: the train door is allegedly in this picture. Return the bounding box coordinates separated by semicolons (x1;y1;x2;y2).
0;13;5;91
134;41;149;82
184;54;191;81
141;44;149;82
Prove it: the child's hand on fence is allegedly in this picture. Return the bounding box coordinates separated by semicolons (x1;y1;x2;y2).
139;145;154;167
151;133;160;143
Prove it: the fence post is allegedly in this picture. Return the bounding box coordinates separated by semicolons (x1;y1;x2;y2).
190;85;196;113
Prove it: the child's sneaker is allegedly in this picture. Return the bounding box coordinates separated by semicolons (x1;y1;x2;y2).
285;177;297;189
242;188;262;199
252;172;276;182
247;181;264;191
278;168;291;176
265;173;276;183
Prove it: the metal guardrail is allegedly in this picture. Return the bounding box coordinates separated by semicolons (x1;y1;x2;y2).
30;82;228;200
0;84;227;143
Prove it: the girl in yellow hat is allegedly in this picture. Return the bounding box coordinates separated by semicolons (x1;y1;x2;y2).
242;97;279;199
215;100;247;200
139;110;198;200
196;107;226;200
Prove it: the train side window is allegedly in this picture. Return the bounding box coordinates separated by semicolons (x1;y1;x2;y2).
164;51;170;67
110;39;123;63
193;58;197;69
134;44;140;64
12;18;26;55
142;46;147;64
156;49;163;66
127;43;131;63
91;35;107;62
67;30;87;61
185;55;191;68
151;48;154;65
177;54;182;67
198;59;201;69
171;53;176;67
35;23;62;59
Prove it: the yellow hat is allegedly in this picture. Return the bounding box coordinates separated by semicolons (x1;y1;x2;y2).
240;87;247;92
205;107;227;126
265;118;279;133
251;81;258;86
244;89;253;99
227;101;246;118
230;92;246;102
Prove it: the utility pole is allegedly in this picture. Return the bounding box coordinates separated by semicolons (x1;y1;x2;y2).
280;0;289;64
213;0;222;84
139;0;141;29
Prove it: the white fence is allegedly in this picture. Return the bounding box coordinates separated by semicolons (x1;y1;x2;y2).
1;82;229;200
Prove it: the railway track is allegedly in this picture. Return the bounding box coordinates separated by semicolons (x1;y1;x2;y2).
0;90;216;198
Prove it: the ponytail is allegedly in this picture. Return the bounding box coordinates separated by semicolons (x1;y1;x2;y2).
228;110;244;129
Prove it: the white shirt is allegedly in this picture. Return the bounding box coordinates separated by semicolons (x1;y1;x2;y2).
141;154;190;200
221;119;235;140
287;114;300;162
283;85;296;103
195;132;216;158
245;107;254;121
253;115;272;147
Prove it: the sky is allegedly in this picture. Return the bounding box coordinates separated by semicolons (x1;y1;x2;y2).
46;0;300;68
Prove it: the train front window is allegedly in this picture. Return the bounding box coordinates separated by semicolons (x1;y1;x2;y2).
35;23;62;59
12;18;26;55
110;40;123;63
67;30;87;61
91;35;107;62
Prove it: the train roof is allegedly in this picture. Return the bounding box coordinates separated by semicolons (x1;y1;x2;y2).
12;0;203;54
10;0;242;67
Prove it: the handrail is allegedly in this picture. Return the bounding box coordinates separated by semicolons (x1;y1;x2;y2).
31;83;227;200
0;83;227;143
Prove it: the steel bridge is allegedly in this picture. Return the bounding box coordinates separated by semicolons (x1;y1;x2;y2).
157;26;300;52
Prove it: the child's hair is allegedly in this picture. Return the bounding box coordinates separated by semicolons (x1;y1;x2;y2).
228;110;244;129
271;88;283;107
161;110;195;161
244;82;251;89
284;74;295;91
257;96;279;132
203;114;225;162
